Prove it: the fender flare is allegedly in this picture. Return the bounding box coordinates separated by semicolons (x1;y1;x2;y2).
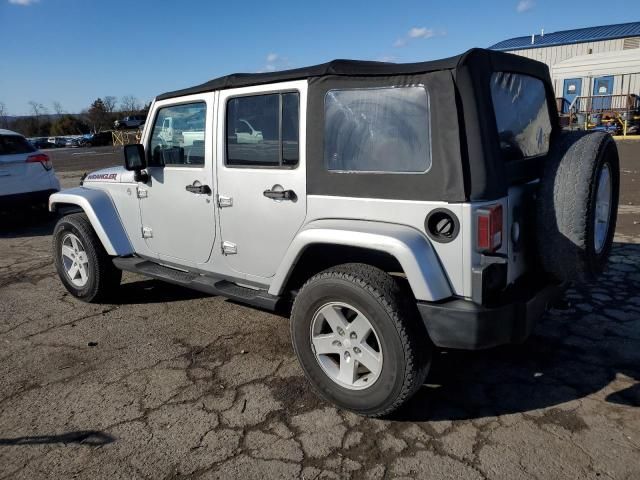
268;219;452;301
49;187;134;256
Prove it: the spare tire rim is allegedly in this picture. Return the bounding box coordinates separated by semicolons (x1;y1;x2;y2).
594;163;612;254
310;302;383;391
61;233;90;287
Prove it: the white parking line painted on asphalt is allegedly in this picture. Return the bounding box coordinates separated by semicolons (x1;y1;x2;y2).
71;152;115;156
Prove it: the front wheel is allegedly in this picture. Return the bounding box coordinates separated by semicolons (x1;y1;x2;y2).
290;263;431;417
53;213;122;302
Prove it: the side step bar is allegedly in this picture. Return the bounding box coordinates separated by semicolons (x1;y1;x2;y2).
113;257;281;311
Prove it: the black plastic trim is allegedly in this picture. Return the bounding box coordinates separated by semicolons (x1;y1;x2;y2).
417;281;565;350
113;257;282;311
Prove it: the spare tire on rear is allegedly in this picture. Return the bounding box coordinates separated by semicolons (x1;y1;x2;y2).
536;131;619;283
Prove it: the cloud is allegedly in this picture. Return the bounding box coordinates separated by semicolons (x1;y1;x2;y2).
260;53;290;73
8;0;40;5
408;27;435;39
394;26;443;48
516;0;535;12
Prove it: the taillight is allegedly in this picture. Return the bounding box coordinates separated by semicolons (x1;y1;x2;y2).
26;153;52;171
477;204;503;253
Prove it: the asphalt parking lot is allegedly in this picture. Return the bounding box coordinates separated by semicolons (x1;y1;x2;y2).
1;142;639;479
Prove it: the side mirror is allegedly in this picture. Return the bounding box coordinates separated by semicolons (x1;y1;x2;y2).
124;144;146;171
123;144;148;182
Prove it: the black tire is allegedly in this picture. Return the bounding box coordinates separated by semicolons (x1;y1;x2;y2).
290;263;431;417
536;131;619;282
53;213;122;302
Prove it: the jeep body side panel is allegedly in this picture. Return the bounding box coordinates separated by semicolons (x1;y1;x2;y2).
304;195;465;297
49;187;134;256
269;219;452;301
82;173;156;259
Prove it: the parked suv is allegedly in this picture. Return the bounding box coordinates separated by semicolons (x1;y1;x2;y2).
79;131;112;147
113;115;146;130
1;129;60;208
49;49;619;417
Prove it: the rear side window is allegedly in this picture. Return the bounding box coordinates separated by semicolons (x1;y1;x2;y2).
324;86;431;173
0;135;36;155
490;72;552;161
226;92;300;167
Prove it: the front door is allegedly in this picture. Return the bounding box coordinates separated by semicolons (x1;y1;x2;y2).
216;81;307;280
139;96;216;265
562;78;582;113
592;76;614;110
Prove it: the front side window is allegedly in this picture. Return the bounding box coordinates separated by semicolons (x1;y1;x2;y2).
149;102;206;166
226;92;299;167
324;86;431;173
490;72;551;161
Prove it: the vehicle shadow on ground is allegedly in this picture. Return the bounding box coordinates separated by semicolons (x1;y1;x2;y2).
393;242;640;422
112;278;209;304
0;209;57;238
0;430;114;446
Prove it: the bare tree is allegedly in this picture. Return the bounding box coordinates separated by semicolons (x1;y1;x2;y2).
103;96;118;113
26;101;49;136
120;95;140;115
0;101;7;128
52;101;65;116
28;101;46;119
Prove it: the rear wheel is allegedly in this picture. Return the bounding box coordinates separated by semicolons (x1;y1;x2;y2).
290;263;431;417
536;132;619;282
53;213;122;302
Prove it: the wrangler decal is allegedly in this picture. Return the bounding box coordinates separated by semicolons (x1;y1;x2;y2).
86;173;118;181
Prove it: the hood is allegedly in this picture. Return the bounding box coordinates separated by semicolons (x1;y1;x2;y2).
83;166;135;184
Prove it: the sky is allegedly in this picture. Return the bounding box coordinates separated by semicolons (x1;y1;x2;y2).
0;0;637;115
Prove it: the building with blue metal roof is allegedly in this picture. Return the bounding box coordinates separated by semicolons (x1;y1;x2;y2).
490;22;640;119
490;22;640;51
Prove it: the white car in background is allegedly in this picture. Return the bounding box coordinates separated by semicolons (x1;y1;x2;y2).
0;129;61;208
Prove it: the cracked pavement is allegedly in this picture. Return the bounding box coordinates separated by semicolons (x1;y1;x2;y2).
0;142;639;479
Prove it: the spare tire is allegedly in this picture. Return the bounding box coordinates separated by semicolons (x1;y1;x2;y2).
536;131;619;282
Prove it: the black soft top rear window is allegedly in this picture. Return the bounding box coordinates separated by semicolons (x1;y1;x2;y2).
490;72;551;162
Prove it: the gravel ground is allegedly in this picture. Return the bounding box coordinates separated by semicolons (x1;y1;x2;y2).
0;141;639;479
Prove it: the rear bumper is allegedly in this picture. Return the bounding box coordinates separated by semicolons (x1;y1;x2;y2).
417;281;565;350
0;189;58;208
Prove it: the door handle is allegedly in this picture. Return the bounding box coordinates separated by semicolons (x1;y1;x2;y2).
186;184;211;195
263;189;296;201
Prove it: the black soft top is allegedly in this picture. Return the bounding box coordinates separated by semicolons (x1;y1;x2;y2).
155;48;557;203
157;48;548;101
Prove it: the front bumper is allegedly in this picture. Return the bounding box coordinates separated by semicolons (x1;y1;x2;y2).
417;281;565;350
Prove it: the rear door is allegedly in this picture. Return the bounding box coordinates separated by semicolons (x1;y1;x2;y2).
490;72;553;285
216;80;307;280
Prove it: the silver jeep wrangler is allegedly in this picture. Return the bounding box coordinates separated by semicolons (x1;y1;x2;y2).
50;48;619;417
